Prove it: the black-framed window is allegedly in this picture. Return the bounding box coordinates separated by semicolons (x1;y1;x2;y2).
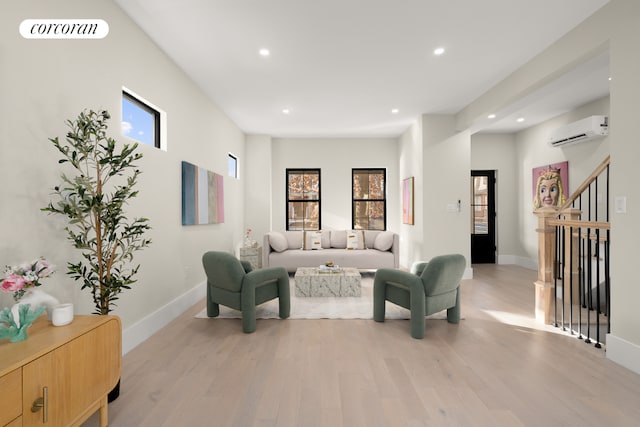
228;153;238;178
121;90;161;148
286;169;320;230
352;168;386;230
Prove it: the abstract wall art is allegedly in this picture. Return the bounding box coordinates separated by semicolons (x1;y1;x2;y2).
402;176;414;225
181;161;224;225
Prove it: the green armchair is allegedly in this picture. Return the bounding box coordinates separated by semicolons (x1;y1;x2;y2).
202;251;290;333
373;254;466;339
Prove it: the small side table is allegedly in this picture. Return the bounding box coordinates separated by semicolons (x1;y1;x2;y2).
239;245;262;269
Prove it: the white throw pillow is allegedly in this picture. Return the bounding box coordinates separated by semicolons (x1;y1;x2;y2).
373;231;394;251
346;230;365;250
268;232;288;253
303;230;323;250
330;230;347;248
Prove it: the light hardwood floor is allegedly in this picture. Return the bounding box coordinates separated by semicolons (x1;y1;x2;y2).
84;265;640;427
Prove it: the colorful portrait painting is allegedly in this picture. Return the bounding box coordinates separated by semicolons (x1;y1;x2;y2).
532;161;568;209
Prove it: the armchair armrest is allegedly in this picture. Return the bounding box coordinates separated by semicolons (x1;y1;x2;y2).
263;234;272;267
373;268;424;323
241;266;290;332
373;269;423;292
410;261;429;276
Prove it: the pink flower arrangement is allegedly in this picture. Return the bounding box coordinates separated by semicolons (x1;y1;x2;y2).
1;257;55;301
245;228;252;238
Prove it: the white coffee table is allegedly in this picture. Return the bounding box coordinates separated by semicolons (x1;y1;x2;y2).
294;267;361;297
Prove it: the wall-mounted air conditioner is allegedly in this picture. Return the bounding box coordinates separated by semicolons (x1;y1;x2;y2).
548;115;608;147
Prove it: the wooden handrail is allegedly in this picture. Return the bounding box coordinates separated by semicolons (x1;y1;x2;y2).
548;219;610;230
559;155;610;211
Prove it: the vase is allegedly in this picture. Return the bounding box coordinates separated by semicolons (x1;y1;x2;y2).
11;288;60;328
0;304;46;342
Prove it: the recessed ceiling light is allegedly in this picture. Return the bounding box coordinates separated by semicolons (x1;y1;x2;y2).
282;109;290;115
259;48;270;57
391;108;399;114
517;117;525;123
488;114;496;119
433;47;445;56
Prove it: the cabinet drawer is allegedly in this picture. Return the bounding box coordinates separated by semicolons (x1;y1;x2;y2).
0;368;22;426
5;416;22;427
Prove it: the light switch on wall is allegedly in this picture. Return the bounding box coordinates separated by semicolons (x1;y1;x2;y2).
615;196;627;213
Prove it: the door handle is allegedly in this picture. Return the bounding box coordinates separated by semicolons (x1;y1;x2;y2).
31;386;48;423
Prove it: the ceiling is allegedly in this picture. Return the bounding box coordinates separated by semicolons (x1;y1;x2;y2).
114;0;610;138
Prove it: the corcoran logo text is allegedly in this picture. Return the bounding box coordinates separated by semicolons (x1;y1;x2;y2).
20;19;109;39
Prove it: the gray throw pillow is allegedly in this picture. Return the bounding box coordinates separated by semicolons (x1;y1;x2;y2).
268;232;288;252
373;231;394;251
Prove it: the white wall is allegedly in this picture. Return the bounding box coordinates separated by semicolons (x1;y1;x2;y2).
270;138;399;234
398;115;472;274
422;116;472;267
398;121;424;268
471;133;520;264
0;0;246;350
244;135;273;247
607;0;640;370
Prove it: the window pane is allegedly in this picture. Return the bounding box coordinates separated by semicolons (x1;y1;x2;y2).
288;201;319;230
353;201;385;230
368;173;385;199
474;206;488;234
353;172;366;199
122;92;159;148
353;171;384;199
471;176;488;234
288;171;319;200
303;174;319;199
228;154;237;178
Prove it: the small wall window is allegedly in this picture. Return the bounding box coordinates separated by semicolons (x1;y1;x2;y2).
352;168;386;230
228;153;238;178
286;169;321;230
121;88;162;149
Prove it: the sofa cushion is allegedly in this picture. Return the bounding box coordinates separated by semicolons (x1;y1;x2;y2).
321;230;332;248
330;230;347;248
284;231;303;249
373;231;395;251
268;232;288;253
364;230;379;249
303;230;323;250
346;230;365;250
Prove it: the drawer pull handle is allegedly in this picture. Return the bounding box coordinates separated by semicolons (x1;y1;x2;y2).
31;386;48;422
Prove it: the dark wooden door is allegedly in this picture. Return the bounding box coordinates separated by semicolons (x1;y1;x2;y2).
471;170;496;264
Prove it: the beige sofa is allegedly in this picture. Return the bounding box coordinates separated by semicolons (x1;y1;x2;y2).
263;230;399;272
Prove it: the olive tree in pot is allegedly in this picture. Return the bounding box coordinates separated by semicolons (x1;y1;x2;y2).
43;109;152;400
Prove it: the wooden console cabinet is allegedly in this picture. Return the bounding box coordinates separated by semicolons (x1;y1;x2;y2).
0;315;121;427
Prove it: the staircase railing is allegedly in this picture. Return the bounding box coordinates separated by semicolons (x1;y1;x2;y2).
534;156;610;348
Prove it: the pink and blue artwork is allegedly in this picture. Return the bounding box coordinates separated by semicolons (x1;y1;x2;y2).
181;161;224;225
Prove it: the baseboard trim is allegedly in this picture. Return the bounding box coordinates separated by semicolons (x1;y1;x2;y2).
463;267;473;280
121;281;206;355
606;334;640;375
